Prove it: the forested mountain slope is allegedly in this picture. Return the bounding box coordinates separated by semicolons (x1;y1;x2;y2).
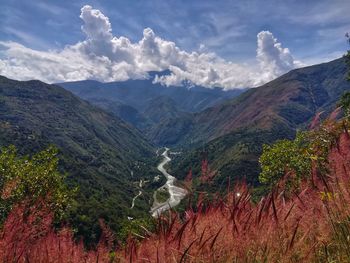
0;76;157;240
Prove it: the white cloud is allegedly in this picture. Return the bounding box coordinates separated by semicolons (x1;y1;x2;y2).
80;5;113;41
0;5;303;89
256;31;304;83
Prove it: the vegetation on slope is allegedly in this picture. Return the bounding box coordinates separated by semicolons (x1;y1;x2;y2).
0;146;72;224
128;127;350;262
0;76;158;243
170;56;350;193
120;90;350;261
170;123;294;187
3;106;350;262
347;33;350;80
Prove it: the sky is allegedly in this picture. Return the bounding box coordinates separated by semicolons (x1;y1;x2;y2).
0;0;349;89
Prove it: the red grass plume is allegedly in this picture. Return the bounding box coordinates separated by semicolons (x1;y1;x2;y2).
200;159;216;183
0;199;116;262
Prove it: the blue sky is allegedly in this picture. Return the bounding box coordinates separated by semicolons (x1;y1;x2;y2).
0;0;349;88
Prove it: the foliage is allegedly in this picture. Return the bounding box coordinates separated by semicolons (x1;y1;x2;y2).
0;145;73;223
118;217;156;243
3;116;350;262
339;91;350;117
172;125;294;187
259;112;345;188
259;131;312;186
0;201;115;263
155;187;170;203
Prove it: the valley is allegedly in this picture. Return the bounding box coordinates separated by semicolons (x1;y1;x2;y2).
59;76;246;142
1;1;350;261
1;56;349;244
58;57;350;194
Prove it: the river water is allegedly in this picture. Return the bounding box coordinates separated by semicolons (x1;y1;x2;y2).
150;148;187;217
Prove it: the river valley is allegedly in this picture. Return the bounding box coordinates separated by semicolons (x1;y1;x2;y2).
150;148;187;217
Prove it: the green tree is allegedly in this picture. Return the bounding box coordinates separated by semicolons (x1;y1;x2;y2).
339;33;350;116
0;145;73;223
259;104;346;188
259;132;312;186
338;34;350;117
339;92;350;118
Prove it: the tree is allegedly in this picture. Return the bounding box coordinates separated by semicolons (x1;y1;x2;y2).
339;35;350;118
259;108;346;189
259;131;312;187
0;145;73;223
339;92;350;118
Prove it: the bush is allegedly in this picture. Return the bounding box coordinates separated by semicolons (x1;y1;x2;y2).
259;131;312;187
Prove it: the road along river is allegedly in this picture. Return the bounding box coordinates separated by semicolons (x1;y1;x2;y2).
150;148;187;217
130;179;143;209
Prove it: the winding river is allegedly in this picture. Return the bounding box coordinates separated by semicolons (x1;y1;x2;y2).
150;148;187;217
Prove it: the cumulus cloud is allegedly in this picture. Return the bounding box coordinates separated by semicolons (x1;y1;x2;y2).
80;5;113;41
0;5;302;89
256;31;304;82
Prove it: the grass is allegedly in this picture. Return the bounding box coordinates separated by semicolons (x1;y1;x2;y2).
3;118;350;262
121;121;350;262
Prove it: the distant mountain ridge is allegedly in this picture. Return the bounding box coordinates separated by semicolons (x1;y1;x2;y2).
58;75;246;133
59;71;245;113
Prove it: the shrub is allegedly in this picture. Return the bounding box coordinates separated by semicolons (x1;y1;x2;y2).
259;131;312;187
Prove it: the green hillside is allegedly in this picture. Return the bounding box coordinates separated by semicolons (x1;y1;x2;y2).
0;76;158;242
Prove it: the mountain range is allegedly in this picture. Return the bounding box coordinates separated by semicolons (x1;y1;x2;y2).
59;57;350;190
1;56;349;241
59;73;245;137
